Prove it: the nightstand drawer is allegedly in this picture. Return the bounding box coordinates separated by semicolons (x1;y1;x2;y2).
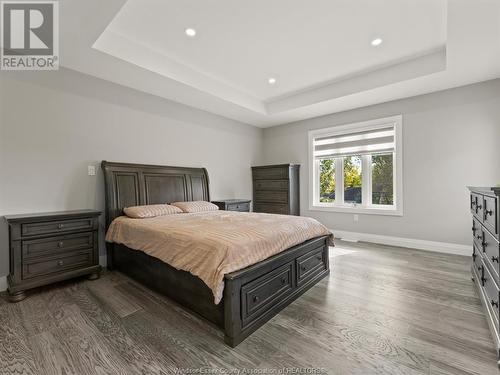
22;250;93;280
22;232;94;260
226;202;250;212
22;217;94;237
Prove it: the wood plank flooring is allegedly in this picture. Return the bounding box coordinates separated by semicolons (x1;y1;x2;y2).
0;240;498;375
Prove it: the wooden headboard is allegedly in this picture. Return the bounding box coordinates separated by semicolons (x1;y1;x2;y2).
101;161;210;228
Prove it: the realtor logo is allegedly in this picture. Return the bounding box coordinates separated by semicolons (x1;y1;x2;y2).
1;1;59;70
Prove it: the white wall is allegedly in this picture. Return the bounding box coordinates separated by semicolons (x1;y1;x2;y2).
263;79;500;247
0;68;264;278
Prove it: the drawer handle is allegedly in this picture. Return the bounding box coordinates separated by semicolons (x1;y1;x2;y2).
253;296;259;303
57;260;64;266
477;204;483;210
471;201;477;207
485;209;493;216
472;253;477;261
476;234;482;240
58;241;64;248
301;265;307;271
472;227;476;233
492;256;499;263
316;255;322;261
482;241;488;248
491;300;499;308
281;277;287;284
58;224;65;229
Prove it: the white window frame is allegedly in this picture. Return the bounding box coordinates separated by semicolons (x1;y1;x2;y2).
308;115;403;216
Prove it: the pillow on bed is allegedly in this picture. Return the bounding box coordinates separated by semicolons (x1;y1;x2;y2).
123;204;183;218
170;201;219;213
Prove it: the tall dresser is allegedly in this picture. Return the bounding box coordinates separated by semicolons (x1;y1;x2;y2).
469;187;500;366
252;164;300;216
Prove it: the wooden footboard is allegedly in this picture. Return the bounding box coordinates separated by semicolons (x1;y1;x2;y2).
223;235;330;346
109;235;330;347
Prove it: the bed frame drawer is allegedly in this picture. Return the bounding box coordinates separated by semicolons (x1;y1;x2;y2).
241;262;294;325
296;246;327;286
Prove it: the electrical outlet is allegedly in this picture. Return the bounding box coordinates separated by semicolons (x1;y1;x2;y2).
88;165;96;176
353;214;359;222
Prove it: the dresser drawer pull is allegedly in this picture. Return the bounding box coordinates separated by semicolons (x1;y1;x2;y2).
476;234;482;240
57;260;64;266
58;224;65;229
491;300;499;308
253;296;259;303
316;255;322;261
492;256;499;263
472;226;476;233
281;277;287;284
485;209;493;216
301;265;307;271
477;204;483;209
58;241;64;248
472;201;477;207
472;253;477;261
482;241;488;248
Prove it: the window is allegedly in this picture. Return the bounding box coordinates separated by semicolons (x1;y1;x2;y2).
309;115;403;215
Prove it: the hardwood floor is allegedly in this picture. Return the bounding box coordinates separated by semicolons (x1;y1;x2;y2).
0;240;498;375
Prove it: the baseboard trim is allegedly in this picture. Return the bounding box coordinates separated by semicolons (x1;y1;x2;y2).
0;276;7;292
332;229;471;256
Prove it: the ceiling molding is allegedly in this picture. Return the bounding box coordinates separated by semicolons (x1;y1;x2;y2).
56;0;500;128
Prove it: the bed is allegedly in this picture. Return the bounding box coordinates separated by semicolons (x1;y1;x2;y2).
102;161;332;346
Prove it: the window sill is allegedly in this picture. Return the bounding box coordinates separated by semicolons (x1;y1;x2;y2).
309;204;403;216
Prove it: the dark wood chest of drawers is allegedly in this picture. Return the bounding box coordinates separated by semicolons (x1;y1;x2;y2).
212;199;251;212
4;210;102;302
252;164;300;216
469;187;500;366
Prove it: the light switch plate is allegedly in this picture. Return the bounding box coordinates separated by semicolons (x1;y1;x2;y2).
88;165;96;176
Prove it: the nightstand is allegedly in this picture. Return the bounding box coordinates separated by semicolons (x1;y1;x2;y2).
4;210;102;302
212;199;251;212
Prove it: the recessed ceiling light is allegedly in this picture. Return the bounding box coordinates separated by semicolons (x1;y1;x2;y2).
268;77;277;85
185;28;197;37
371;38;383;46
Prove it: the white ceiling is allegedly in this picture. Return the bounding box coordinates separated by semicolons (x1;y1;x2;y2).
59;0;500;127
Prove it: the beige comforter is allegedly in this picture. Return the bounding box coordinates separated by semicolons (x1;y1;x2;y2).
105;211;333;304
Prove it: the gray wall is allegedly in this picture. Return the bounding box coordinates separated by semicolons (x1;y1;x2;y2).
0;69;264;278
263;79;500;246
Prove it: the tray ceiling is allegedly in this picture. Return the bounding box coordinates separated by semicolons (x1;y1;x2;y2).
58;0;500;127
